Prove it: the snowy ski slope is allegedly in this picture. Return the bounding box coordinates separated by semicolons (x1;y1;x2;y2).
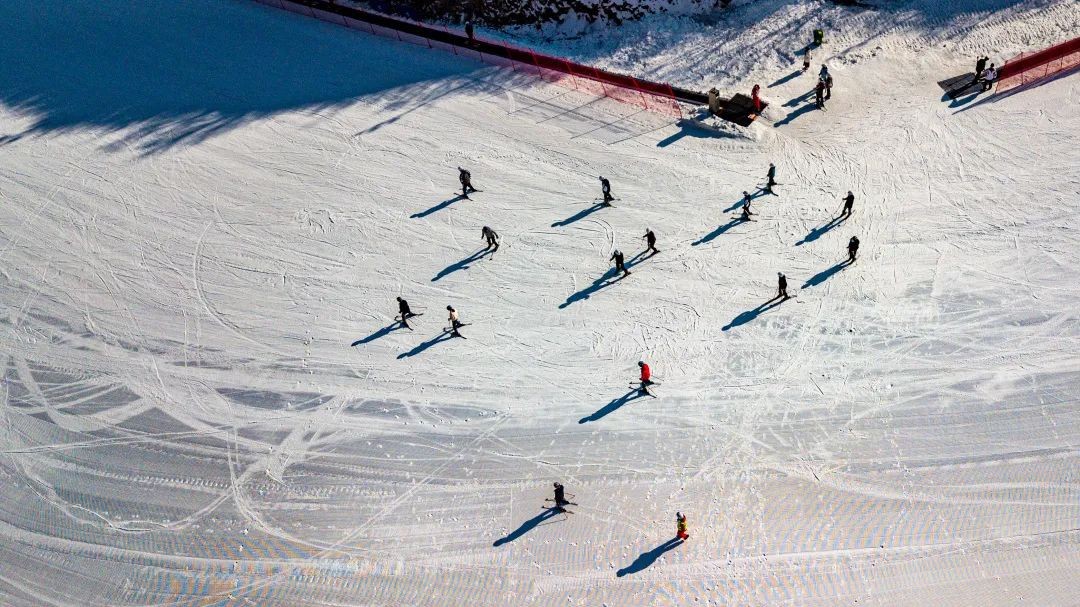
0;0;1078;605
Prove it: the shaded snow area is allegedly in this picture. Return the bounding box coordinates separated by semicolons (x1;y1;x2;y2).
1;0;1079;605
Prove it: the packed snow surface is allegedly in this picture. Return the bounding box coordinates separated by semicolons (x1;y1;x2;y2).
1;0;1078;605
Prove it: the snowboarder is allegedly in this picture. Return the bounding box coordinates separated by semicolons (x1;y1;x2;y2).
824;71;834;100
766;163;777;193
642;228;659;256
777;272;789;300
458;167;476;197
676;512;689;540
847;236;860;262
974;56;989;81
751;84;763;113
553;482;570;510
447;305;465;338
803;47;812;72
397;296;417;329
610;249;630;278
599;176;615;205
481;225;499;251
979;64;997;91
637;361;654;396
841;191;855;217
815;79;826;109
741;191;755;220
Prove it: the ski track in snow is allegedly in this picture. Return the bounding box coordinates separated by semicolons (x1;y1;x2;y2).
0;0;1079;605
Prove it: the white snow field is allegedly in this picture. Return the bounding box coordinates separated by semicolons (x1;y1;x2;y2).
2;0;1079;605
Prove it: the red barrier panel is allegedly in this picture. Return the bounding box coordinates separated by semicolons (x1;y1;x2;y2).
997;37;1080;92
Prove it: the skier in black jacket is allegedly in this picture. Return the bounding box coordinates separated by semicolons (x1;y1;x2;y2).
610;249;630;278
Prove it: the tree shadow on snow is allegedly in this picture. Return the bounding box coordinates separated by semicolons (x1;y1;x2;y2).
796;214;847;245
492;507;564;546
551;202;607;227
722;297;786;331
692;217;749;246
412;194;468;219
432;248;492;282
0;0;481;154
616;538;683;577
351;322;404;346
396;329;456;359
579;389;647;423
802;259;852;289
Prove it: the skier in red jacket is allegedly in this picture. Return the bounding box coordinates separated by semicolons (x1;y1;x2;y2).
637;361;654;396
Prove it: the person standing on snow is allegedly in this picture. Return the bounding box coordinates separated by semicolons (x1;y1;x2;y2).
637;361;654;395
815;79;826;109
979;64;997;91
751;84;763;113
974;56;988;81
481;226;499;251
553;482;570;510
464;20;475;46
824;71;834;100
599;176;615;205
397;296;416;329
447;305;465;338
741;191;755;220
642;228;659;256
610;249;630;278
803;47;812;72
777;272;789;300
676;512;689;540
847;236;860;262
841;191;855;217
766;163;777;192
459;167;476;197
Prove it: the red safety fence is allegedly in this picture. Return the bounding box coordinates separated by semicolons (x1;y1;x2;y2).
250;0;686;118
996;37;1080;92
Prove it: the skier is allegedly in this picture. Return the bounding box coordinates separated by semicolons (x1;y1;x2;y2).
847;236;860;262
642;228;659;256
777;272;789;300
446;305;465;338
819;64;829;79
481;226;499;251
815;79;826;109
841;191;855;217
610;249;630;278
458;167;476;197
974;55;988;81
803;47;812;72
824;71;834;100
676;512;689;540
751;83;763;113
637;361;654;396
766;163;777;193
979;64;997;91
741;191;754;220
599;176;615;205
553;482;570;510
464;20;475;46
396;296;416;329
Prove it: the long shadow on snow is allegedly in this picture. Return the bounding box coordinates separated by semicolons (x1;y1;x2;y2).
693;217;750;246
768;70;803;88
796;215;847;246
656;119;738;148
351;322;404;346
722;188;767;213
722;297;786;331
579;389;648;423
412;195;468;219
773;103;819;128
433;248;491;282
493;507;564;546
802;259;852;289
551;202;607;227
559;250;654;307
397;330;456;359
0;0;481;154
616;538;683;577
783;90;817;107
